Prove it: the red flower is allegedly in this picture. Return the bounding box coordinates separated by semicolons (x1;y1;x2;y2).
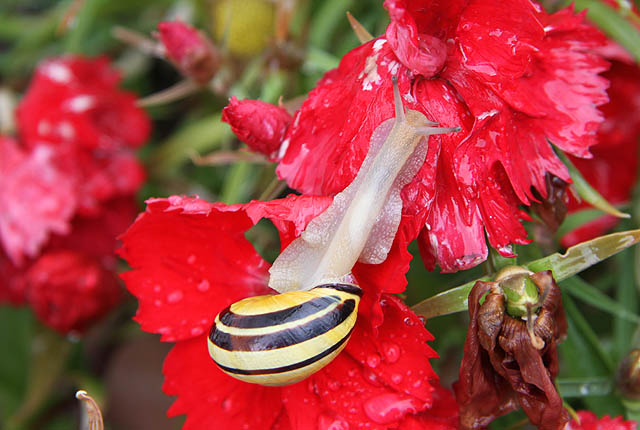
156;21;219;85
224;0;609;273
566;411;637;430
0;55;150;334
1;197;137;333
563;57;640;246
0;137;76;265
17;56;150;151
120;195;458;429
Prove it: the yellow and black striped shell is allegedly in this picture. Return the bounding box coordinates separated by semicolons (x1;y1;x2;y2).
208;283;362;386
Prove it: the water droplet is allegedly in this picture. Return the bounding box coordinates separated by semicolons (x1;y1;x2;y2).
366;354;381;368
153;284;161;293
328;380;341;391
363;393;420;424
412;380;422;389
348;407;358;414
363;369;381;387
191;326;204;336
579;384;589;395
154;299;162;307
187;254;196;264
167;290;184;304
347;368;357;377
391;374;403;384
318;414;349;430
158;327;171;335
403;317;414;326
222;399;232;412
418;316;426;325
197;279;210;292
382;342;400;363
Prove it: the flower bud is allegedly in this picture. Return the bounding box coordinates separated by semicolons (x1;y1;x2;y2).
496;266;539;318
156;21;219;85
212;0;275;57
618;349;640;401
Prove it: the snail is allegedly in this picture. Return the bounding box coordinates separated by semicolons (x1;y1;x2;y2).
208;283;362;386
208;77;460;386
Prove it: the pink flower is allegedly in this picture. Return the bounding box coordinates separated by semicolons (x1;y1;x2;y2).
120;195;458;429
224;0;609;273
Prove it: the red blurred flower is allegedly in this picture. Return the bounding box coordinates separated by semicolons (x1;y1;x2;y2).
156;21;219;85
562;39;640;246
567;411;637;430
120;195;458;429
0;55;150;334
17;56;150;151
224;0;609;273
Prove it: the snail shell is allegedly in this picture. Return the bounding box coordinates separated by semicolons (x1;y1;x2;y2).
208;283;362;386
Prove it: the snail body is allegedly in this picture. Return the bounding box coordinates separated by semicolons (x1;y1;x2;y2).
208;78;459;387
208;283;362;386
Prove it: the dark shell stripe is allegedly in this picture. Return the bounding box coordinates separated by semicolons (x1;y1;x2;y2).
215;325;355;376
211;299;356;351
218;294;340;329
321;283;363;297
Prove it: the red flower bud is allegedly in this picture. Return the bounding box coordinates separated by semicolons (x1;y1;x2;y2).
156;21;219;85
222;97;292;161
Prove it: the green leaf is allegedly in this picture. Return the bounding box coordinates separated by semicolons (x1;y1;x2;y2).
556;149;630;219
556;377;613;397
613;249;639;361
412;229;640;318
571;0;640;63
0;307;33;422
561;276;640;324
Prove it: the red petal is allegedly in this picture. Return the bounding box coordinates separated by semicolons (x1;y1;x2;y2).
241;195;332;250
222;97;293;161
17;56;150;151
346;295;438;402
24;250;121;334
567;411;638;430
0;139;77;266
120;196;270;341
163;336;283;430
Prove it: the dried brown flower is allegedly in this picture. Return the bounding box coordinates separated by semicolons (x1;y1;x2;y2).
454;270;569;430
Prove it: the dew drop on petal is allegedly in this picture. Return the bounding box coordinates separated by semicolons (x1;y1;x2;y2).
167;290;184;304
382;342;400;363
391;374;403;384
153;284;161;293
154;299;162;307
403;317;414;326
363;393;419;424
190;326;204;336
366;354;381;368
418;316;426;325
318;414;349;430
328;380;341;391
222;399;232;412
197;279;210;292
363;369;381;387
347;368;357;377
157;327;171;335
187;254;196;264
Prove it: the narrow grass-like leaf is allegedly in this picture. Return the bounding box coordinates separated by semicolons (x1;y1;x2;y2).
557;377;613;397
412;230;640;318
346;12;374;44
562;276;640;324
563;294;615;373
572;0;640;63
613;250;639;361
556;149;630;219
